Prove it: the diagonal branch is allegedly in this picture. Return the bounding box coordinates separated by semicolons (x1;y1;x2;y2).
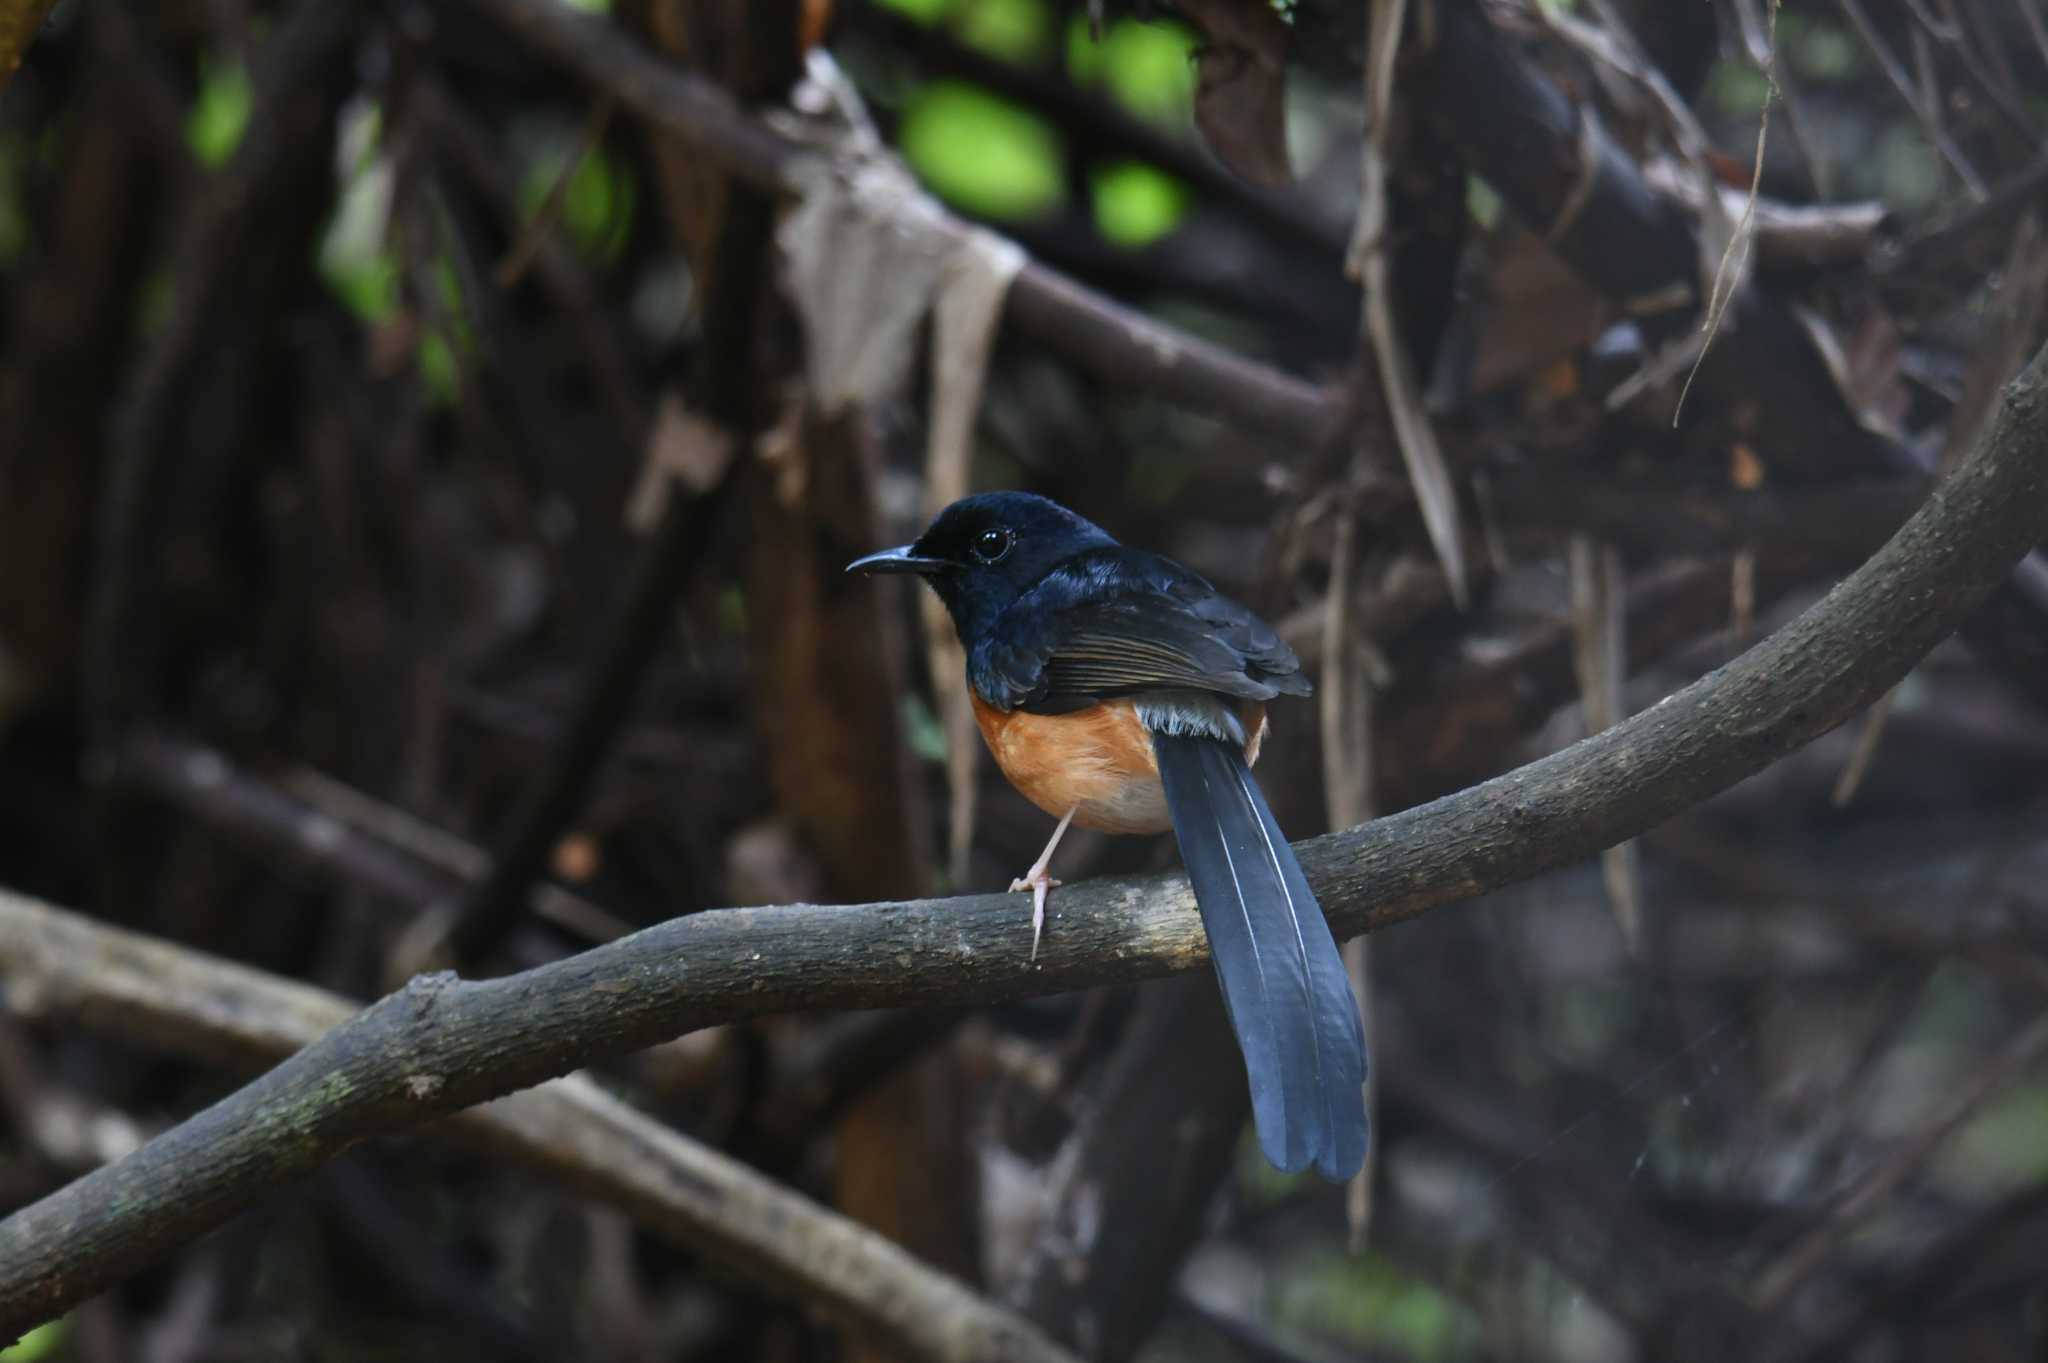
2;338;2047;1342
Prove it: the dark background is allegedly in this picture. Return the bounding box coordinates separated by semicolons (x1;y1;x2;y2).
2;0;2047;1359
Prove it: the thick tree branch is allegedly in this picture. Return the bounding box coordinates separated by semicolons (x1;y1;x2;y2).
462;0;1337;450
2;338;2046;1341
0;890;1076;1363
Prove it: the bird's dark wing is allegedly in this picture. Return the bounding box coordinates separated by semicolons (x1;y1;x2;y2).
970;548;1310;712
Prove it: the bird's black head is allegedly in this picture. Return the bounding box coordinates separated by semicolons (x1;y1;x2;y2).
848;492;1117;641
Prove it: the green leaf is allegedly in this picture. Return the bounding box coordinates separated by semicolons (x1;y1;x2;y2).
1465;174;1503;230
1090;160;1187;247
955;0;1050;63
419;331;458;407
899;82;1065;220
317;100;400;322
519;138;636;265
1064;13;1109;84
1100;19;1196;122
186;52;252;168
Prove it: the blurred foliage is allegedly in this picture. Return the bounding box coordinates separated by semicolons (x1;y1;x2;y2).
316;100;398;323
0;1320;63;1363
1280;1251;1469;1361
879;0;1195;245
1090;160;1187;248
901;693;949;764
899;80;1065;220
955;0;1052;63
1948;1084;2048;1191
185;51;252;168
1083;17;1195;123
519;138;637;265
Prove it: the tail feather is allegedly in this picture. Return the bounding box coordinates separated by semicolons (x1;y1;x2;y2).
1153;732;1368;1181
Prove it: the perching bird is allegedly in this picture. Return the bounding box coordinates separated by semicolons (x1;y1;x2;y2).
850;492;1368;1180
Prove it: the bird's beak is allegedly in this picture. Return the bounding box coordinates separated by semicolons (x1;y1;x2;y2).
846;545;949;575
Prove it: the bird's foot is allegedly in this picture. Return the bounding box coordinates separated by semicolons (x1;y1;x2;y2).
1009;867;1061;961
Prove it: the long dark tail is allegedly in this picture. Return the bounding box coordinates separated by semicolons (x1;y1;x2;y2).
1153;733;1368;1181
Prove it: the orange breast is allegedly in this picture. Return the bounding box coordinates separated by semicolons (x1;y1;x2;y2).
970;694;1268;836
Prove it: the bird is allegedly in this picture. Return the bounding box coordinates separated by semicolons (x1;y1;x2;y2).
849;491;1368;1181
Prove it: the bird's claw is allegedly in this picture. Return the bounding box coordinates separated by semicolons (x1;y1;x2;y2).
1009;870;1061;961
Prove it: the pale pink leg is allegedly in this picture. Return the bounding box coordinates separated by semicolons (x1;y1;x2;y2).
1010;807;1077;961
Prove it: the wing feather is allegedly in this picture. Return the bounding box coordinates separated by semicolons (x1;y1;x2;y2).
971;548;1309;713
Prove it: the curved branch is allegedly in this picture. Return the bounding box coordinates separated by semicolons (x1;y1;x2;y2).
0;890;1076;1363
2;340;2046;1340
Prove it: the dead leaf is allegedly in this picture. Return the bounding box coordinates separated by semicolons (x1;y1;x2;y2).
1177;0;1293;187
779;152;954;415
627;391;736;532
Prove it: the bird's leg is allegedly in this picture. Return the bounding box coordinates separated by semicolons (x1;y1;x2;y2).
1010;807;1076;961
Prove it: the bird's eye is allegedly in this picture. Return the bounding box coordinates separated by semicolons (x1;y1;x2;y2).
971;527;1015;564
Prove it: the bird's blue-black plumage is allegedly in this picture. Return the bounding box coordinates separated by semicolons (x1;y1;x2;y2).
860;491;1369;1180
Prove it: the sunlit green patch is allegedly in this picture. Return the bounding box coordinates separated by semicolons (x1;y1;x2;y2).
318;100;400;324
522;141;637;265
1090;160;1187;247
1792;19;1858;80
899;82;1064;220
901;693;948;763
1064;13;1110;85
1705;60;1771;118
187;51;253;168
955;0;1051;63
418;330;458;407
1099;19;1196;123
0;1319;66;1362
558;0;611;12
1278;1251;1467;1361
1465;173;1503;231
1943;1084;2048;1191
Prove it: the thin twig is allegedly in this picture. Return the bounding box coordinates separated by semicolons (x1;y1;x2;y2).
2020;0;2048;72
1677;0;1777;425
1351;0;1468;606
